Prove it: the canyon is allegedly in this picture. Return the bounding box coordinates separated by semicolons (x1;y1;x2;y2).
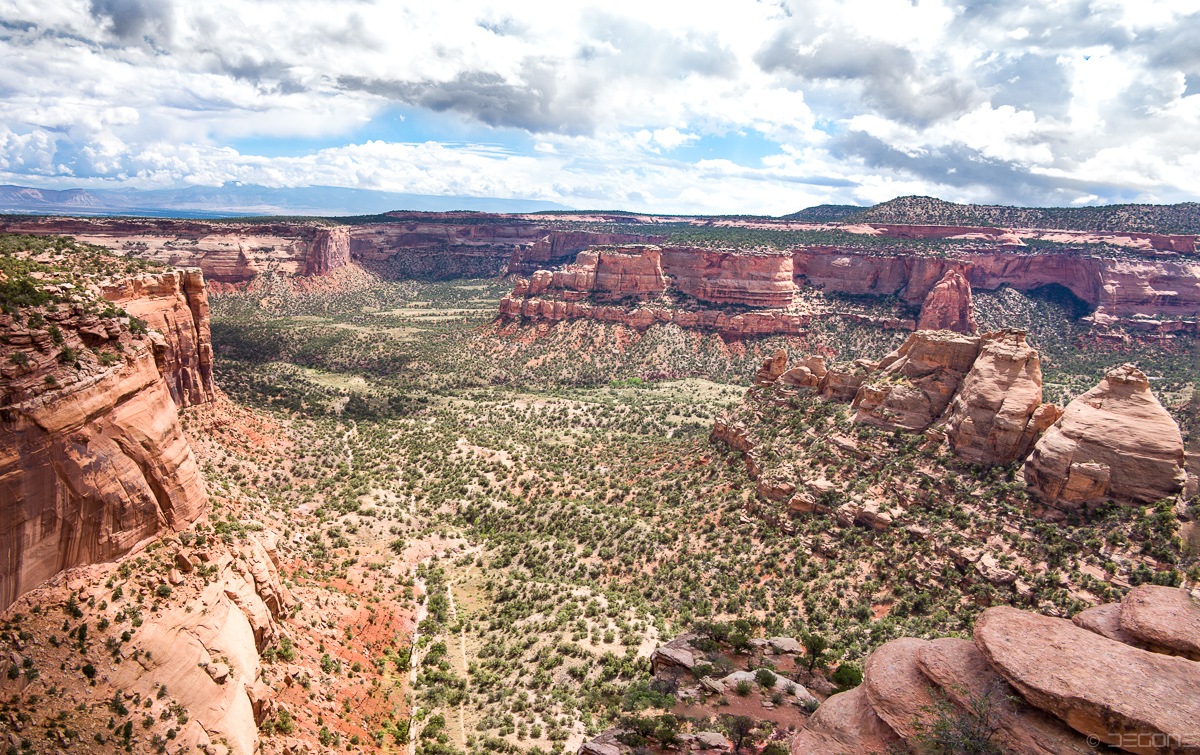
0;206;1196;755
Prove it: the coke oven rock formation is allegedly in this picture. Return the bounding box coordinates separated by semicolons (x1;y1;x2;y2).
916;269;978;334
0;270;215;610
943;330;1059;466
1023;363;1186;508
742;334;1185;511
794;592;1200;755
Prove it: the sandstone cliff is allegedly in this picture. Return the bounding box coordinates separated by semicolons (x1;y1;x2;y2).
1023;364;1186;508
851;331;981;431
0;269;214;609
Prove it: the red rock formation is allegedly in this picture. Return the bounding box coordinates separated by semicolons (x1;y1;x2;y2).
755;349;788;386
1023;364;1185;508
498;294;808;338
0;271;215;609
852;331;981;430
916;269;978;333
0;348;208;609
660;248;795;307
942;330;1052;465
103;270;215;407
509;230;662;274
304;226;351;276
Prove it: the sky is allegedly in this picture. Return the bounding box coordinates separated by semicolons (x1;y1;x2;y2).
1;0;1199;215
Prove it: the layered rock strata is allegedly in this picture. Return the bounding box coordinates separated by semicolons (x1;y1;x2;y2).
942;330;1058;465
1023;364;1186;507
851;331;981;430
916;269;978;334
0;270;214;609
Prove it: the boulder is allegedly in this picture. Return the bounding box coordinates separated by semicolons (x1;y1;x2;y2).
1120;585;1200;661
916;638;1096;755
917;269;978;334
695;732;733;750
943;330;1048;466
649;646;695;675
791;685;900;755
1023;364;1185;508
974;606;1200;752
778;357;828;392
1072;603;1145;648
861;638;937;739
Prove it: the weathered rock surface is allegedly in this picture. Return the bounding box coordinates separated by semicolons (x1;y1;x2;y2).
915;638;1096;755
103;269;215;407
755;349;789;387
0;348;209;609
943;330;1053;465
861;638;937;739
974;606;1200;752
0;270;214;610
852;330;981;430
303;226;351;276
1120;585;1200;661
113;538;287;755
791;685;899;755
1072;603;1145;647
917;269;978;334
1023;364;1186;507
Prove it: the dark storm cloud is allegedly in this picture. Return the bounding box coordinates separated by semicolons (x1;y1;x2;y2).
338;63;599;135
978;54;1071;118
754;29;976;125
88;0;173;43
832;130;1132;205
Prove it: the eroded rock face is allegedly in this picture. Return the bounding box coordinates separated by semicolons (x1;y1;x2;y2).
755;349;789;387
303;226;351;276
1023;364;1185;508
103;270;215;408
0;270;214;610
943;330;1052;465
915;638;1096;755
974;606;1200;753
852;331;981;430
861;638;937;739
1072;603;1146;648
917;269;978;334
790;684;900;755
113;538;287;755
1119;585;1200;661
0;350;209;609
661;248;796;307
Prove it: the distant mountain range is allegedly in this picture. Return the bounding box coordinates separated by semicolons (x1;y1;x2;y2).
0;184;574;218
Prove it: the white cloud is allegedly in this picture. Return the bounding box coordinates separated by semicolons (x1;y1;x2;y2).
0;0;1197;212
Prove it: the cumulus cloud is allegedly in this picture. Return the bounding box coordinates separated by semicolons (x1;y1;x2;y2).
0;0;1197;212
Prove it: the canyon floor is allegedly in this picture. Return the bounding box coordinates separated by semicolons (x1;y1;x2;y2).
1;250;1198;755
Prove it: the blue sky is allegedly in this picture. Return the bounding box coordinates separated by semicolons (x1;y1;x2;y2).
0;0;1198;214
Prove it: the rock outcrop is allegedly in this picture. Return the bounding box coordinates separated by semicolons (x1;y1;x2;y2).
851;331;981;430
975;606;1200;753
1119;585;1200;661
0;348;209;609
304;226;351;276
113;537;291;755
795;598;1200;755
0;270;214;610
942;330;1056;465
1023;364;1186;508
917;269;978;334
103;270;215;407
